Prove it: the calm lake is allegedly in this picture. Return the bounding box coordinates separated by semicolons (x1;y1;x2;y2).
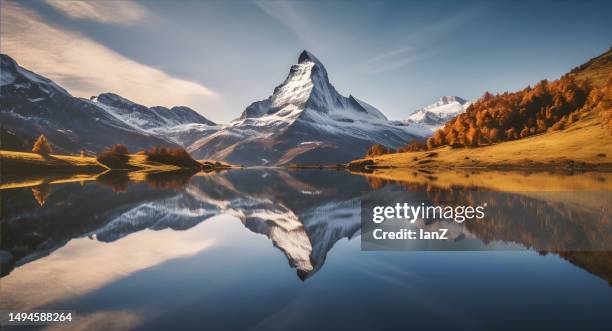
1;169;611;331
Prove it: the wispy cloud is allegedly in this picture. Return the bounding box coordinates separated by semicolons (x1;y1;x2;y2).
44;0;150;25
363;7;487;74
1;1;217;114
365;48;444;74
253;0;314;45
364;46;415;65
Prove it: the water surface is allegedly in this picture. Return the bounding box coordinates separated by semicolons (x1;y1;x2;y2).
1;169;611;330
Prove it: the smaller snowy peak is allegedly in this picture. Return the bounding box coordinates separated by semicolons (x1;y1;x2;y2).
0;53;69;96
97;92;146;114
94;92;215;131
423;96;467;110
406;96;471;132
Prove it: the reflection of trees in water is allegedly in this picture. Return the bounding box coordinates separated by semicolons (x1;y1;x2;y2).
96;171;130;192
96;170;200;191
145;170;199;190
365;176;612;284
31;183;51;206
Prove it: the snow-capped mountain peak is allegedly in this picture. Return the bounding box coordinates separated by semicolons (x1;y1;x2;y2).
423;96;467;110
189;50;424;165
406;95;471;132
237;50;391;125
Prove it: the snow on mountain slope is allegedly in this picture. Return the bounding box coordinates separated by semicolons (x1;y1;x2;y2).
92;93;220;147
189;50;425;165
405;96;471;133
94;93;216;129
0;54;178;153
149;123;222;148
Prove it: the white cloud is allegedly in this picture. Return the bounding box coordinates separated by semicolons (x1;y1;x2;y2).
44;0;149;25
1;1;218;115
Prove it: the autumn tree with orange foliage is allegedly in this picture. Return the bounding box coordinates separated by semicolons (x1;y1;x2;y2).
426;75;597;149
365;143;393;157
32;134;52;155
397;139;427;153
144;147;200;168
97;144;130;168
583;76;612;134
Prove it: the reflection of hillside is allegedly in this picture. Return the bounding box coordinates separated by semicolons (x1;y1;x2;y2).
361;175;612;284
357;168;612;192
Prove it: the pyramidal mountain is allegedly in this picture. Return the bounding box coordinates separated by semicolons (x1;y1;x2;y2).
405;95;471;132
188;51;425;165
0;53;217;153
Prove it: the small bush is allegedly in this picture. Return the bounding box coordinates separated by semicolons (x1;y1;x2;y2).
32;134;52;155
365;143;393;157
144;147;200;168
97;144;130;169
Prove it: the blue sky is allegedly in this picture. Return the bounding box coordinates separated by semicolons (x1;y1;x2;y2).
2;0;611;123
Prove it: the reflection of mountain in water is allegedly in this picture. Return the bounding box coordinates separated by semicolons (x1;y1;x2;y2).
1;169;611;284
0;170;370;280
90;170;370;279
0;181;178;276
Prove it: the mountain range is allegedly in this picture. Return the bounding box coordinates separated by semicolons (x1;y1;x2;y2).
0;54;216;154
1;51;457;164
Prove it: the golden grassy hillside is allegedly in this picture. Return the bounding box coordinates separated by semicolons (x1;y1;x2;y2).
570;47;612;86
0;150;105;174
122;153;183;171
354;111;611;171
